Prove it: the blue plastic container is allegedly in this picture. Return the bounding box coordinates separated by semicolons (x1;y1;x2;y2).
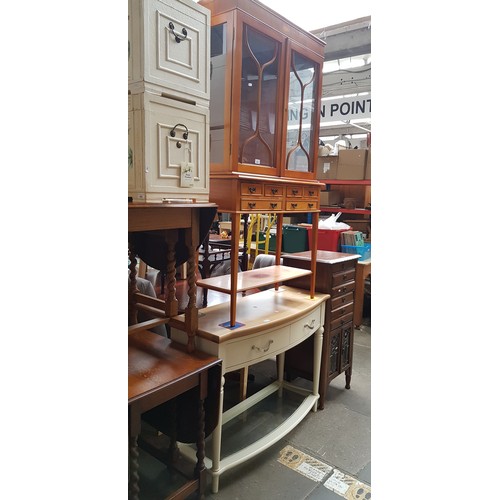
340;243;371;261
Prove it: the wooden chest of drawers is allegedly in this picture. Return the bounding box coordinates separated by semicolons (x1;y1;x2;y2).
282;250;359;410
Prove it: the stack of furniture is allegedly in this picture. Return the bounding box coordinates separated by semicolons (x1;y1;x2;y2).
128;0;212;202
169;0;329;493
128;2;221;498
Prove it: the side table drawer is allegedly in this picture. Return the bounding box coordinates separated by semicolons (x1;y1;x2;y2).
223;326;290;370
290;307;322;344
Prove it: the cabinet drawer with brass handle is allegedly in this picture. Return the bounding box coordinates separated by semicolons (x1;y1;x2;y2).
240;199;283;211
241;182;263;196
285;200;318;211
264;184;284;196
286;186;303;197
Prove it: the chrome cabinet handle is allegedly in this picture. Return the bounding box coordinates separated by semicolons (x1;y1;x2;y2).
304;319;316;329
252;340;273;352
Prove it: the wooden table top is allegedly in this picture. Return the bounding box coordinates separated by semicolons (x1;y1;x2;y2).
128;330;220;404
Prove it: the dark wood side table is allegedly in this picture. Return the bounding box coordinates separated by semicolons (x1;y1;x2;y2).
128;330;221;499
128;202;217;351
282;250;360;410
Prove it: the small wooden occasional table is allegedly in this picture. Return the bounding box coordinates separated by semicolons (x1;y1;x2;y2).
128;330;221;500
354;259;371;329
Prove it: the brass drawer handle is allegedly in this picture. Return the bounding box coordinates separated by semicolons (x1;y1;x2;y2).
291;203;297;209
292;189;299;195
308;190;315;196
252;340;274;352
308;203;314;208
271;188;278;195
248;202;256;209
248;186;256;193
270;203;277;209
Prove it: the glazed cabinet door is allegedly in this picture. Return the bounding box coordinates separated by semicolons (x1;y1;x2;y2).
209;12;285;176
281;39;323;181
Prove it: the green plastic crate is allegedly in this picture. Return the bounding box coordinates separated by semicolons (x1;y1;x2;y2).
282;225;308;253
257;231;277;251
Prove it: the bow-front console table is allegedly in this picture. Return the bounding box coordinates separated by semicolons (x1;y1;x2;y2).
170;286;329;493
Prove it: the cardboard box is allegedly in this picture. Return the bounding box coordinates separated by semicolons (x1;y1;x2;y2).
316;156;338;180
337;149;367;180
365;148;371;179
344;219;371;238
320;190;341;206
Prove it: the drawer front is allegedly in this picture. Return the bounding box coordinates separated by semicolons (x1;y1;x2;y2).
286;186;303;197
331;260;357;273
332;268;356;287
240;199;283;211
264;184;284;197
128;0;210;103
331;312;353;330
290;306;322;344
223;326;290;369
331;281;356;298
331;292;354;311
241;182;263;196
128;93;209;202
285;200;318;211
303;186;320;198
331;301;354;318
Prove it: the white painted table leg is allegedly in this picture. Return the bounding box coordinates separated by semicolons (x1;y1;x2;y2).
210;373;225;493
312;326;324;412
277;353;284;398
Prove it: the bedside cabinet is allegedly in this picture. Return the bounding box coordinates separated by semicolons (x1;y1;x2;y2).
282;250;359;410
